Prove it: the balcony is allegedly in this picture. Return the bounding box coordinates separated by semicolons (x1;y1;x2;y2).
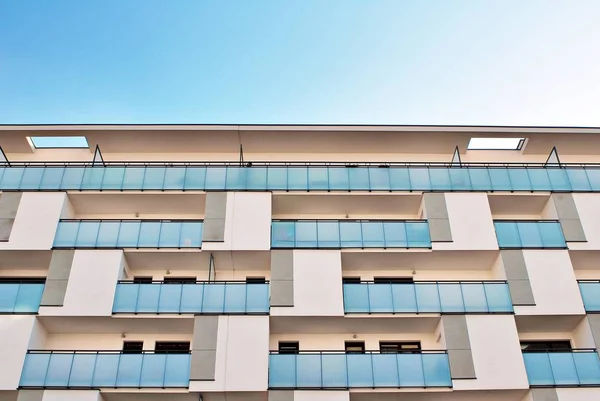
113;281;270;314
53;220;204;248
19;350;190;388
578;280;600;312
0;282;44;313
494;221;567;249
522;349;600;386
1;163;600;192
268;350;451;389
271;220;431;249
343;281;513;314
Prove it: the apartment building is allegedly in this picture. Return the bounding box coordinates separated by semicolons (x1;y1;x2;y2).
1;124;600;401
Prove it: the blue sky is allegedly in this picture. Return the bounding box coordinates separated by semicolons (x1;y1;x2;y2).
1;0;599;125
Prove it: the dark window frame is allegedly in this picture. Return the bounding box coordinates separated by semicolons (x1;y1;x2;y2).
246;277;267;284
154;341;190;354
373;277;414;284
132;276;153;284
521;341;572;352
122;341;144;353
345;341;366;354
342;277;361;284
278;341;300;354
162;277;197;284
379;341;421;353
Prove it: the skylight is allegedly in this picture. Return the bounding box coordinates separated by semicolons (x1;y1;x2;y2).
29;136;89;149
467;137;525;150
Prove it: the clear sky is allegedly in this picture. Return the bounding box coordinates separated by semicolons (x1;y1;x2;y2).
1;0;599;126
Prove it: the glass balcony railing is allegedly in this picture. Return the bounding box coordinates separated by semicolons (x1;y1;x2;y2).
113;281;270;314
268;351;451;388
578;281;600;312
20;350;191;388
343;281;513;314
494;221;567;248
523;350;600;386
0;283;44;313
0;164;599;192
271;220;431;248
53;220;204;248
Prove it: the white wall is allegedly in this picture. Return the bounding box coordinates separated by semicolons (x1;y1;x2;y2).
269;333;442;351
570;194;600;250
39;250;125;317
202;192;272;251
556;388;600;401
0;193;69;250
294;391;349;401
453;315;529;391
45;333;191;350
128;269;270;281
346;269;495;281
42;390;102;401
190;315;269;392
514;251;585;316
271;250;344;317
432;193;498;251
0;316;36;390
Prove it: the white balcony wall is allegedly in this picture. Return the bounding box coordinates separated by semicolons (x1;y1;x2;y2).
519;318;595;348
346;269;495;281
431;193;498;251
271;250;344;317
0;316;37;390
202;192;272;251
124;269;270;281
556;388;600;401
0;193;70;250
269;333;442;351
39;250;126;317
42;390;103;401
294;391;349;401
514;251;585;316
453;315;529;391
190;315;269;392
570;194;600;250
45;333;192;350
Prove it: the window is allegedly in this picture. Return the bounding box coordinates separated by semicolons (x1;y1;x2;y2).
379;342;421;353
521;341;572;352
133;276;153;284
163;277;196;284
0;277;45;284
278;341;299;354
29;136;89;149
373;277;414;284
345;341;365;354
246;277;266;284
122;341;143;353
154;341;190;353
467;137;525;150
342;277;361;284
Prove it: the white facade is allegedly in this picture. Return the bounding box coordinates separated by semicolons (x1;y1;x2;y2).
0;124;600;401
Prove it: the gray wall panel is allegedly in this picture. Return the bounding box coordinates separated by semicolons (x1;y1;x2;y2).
552;194;586;242
191;316;219;381
501;250;535;306
16;390;44;401
271;250;294;307
423;193;452;242
0;192;22;218
269;391;294;401
442;315;476;379
40;250;75;306
531;388;559;401
587;315;600;349
202;192;228;242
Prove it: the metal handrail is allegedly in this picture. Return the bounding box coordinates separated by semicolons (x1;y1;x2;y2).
1;160;599;168
26;350;191;354
269;350;447;354
493;219;561;223
272;219;427;223
346;280;508;284
58;219;204;223
521;348;597;353
117;280;269;284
